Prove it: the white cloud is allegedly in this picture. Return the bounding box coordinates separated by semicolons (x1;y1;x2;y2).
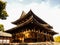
19;0;23;2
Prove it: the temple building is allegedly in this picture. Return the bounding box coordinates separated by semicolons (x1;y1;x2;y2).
0;31;12;43
5;10;58;43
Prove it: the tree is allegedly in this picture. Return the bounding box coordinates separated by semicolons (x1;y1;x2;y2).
54;36;60;42
0;0;8;19
0;0;8;31
0;24;4;31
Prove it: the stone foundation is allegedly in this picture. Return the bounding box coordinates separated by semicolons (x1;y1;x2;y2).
0;42;60;45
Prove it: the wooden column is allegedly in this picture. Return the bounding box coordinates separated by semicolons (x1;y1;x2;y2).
40;32;45;42
48;34;50;41
50;36;54;41
46;34;48;41
44;34;46;41
37;33;42;42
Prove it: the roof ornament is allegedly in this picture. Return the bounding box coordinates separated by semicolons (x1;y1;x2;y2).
20;11;26;19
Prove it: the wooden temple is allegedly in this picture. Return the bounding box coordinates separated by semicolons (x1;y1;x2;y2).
5;10;58;43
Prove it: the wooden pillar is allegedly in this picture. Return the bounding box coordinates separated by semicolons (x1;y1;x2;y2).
43;34;45;42
46;35;48;41
50;36;54;41
37;32;42;42
44;34;46;41
48;34;50;41
40;32;45;42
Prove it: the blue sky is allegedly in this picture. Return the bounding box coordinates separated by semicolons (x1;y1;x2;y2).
6;0;47;4
0;0;60;36
50;0;60;6
5;0;60;6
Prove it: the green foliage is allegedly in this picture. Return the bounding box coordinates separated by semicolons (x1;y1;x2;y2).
0;24;4;31
54;36;60;42
0;1;8;31
0;1;8;20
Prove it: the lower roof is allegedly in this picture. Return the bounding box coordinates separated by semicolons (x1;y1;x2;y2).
0;31;12;37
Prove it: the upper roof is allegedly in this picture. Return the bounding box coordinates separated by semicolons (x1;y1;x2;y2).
12;10;47;24
5;10;58;35
12;10;53;29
